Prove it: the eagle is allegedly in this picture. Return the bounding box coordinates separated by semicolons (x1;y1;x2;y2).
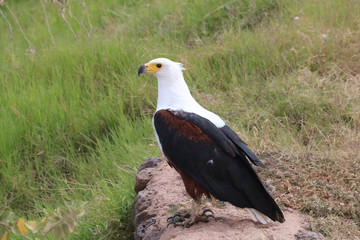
138;58;285;227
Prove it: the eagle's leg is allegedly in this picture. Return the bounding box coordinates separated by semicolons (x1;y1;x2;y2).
167;200;217;228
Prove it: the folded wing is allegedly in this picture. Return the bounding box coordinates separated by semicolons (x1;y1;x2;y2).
153;109;284;223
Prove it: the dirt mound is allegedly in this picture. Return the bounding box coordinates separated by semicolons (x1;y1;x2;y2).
133;157;324;240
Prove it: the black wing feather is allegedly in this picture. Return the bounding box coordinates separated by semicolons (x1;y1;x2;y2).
173;111;239;157
221;125;265;167
153;110;284;223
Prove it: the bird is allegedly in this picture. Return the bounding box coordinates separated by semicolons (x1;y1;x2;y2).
138;58;285;227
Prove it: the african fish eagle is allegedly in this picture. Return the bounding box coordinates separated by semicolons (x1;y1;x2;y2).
138;58;285;226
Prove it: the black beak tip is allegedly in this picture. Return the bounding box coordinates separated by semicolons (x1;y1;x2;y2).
138;65;146;76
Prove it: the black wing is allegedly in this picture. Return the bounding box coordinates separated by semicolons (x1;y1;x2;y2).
174;110;265;167
153;109;284;223
220;125;265;167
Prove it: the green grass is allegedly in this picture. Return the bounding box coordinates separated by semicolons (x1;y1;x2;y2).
0;0;359;239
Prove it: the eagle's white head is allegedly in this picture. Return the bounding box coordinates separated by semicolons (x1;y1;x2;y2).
138;58;190;108
138;58;185;78
138;58;225;127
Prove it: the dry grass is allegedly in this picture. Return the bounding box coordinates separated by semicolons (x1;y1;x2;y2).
310;27;360;76
307;215;360;240
255;70;360;239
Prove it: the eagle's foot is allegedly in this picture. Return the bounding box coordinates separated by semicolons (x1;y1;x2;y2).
166;212;189;227
167;209;216;228
202;209;217;221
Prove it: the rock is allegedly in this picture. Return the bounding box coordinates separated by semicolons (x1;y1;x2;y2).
295;230;324;240
138;157;161;173
134;218;157;240
133;157;322;240
134;157;161;193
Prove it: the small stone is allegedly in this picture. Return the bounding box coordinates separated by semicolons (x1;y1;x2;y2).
135;191;153;212
134;211;156;229
138;157;161;173
134;218;156;240
320;33;328;39
135;168;155;193
295;230;324;240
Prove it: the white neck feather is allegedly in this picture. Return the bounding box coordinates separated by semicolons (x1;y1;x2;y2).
156;70;198;110
154;67;225;128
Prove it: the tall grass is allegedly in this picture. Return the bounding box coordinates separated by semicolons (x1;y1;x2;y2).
0;0;359;239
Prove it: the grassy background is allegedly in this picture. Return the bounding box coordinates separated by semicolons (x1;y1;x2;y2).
0;0;359;239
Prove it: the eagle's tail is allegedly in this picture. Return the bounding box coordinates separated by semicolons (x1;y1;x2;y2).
246;208;268;224
226;153;286;223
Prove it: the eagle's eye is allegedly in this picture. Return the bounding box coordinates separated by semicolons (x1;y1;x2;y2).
156;63;162;68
